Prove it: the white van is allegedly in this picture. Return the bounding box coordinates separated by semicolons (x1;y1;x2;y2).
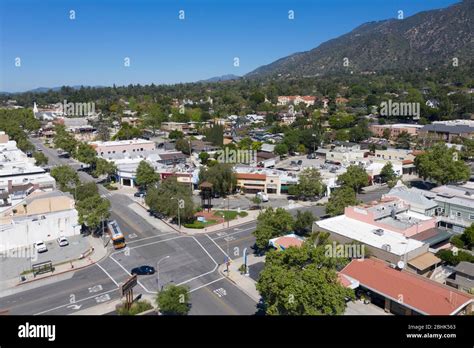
256;192;269;202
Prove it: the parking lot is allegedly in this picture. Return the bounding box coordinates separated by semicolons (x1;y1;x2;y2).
0;234;92;281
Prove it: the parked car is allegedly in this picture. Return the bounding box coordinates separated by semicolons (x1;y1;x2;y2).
33;241;48;253
297;160;303;166
256;191;269;202
57;236;69;247
134;190;146;197
131;265;156;275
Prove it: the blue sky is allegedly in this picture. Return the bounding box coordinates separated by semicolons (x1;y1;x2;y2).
0;0;460;92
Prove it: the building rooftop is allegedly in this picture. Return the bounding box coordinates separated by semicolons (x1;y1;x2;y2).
421;123;474;134
90;138;154;148
316;215;425;256
340;258;473;315
454;261;474;277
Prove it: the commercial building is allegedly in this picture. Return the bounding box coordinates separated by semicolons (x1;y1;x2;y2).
418;120;474;142
0;133;56;212
430;183;474;233
369;124;422;139
340;258;473;315
90;139;156;156
234;165;298;195
0;190;81;249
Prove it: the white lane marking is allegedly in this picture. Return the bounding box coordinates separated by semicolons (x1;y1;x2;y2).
111;235;183;255
95;294;111;303
213;288;227;297
88;285;103;293
189;276;225;293
210;227;255;240
108;254;151;294
206;234;232;260
95;263;119;287
224;236;235;242
66;304;82;310
34;288;118;315
128;233;137;239
125;232;177;245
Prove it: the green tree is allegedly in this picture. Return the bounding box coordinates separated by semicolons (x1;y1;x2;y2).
414;143;470;185
257;242;354;315
156;284;190;315
143;104;166;135
328;112;355;130
145;176;194;221
381;128;391;140
253;207;294;250
135;160;159;189
76;142;97;165
93;158;117;180
293;211;316;236
74;182;99;201
337;165;369;193
289;168;326;199
198;152;210;165
53;125;77;154
379;161;398;187
168;130;184;139
33;152;48;166
198;163;236;196
326;186;358;216
175;138;191;155
51;165;80;191
274;143;289;156
112;123;142;140
395;131;411;149
76;194;111;230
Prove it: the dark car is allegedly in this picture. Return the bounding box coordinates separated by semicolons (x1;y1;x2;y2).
131;266;156;275
134;190;146;197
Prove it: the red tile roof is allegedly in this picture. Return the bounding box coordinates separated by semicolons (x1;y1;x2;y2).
236;173;266;180
274;236;303;249
340;258;473;315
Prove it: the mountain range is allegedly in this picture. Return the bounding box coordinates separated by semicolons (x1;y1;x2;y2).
246;0;473;78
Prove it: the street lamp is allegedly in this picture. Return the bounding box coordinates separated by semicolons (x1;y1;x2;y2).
171;197;184;229
156;255;170;291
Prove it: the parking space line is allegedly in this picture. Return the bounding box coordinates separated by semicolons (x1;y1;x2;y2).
34;288;118;315
95;263;119;287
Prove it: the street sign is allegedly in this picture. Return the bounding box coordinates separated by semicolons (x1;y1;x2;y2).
121;275;138;297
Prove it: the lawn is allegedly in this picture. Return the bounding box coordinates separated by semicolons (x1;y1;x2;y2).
213;210;248;221
183;220;218;229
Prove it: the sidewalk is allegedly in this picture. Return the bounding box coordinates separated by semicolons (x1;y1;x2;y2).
134;199;260;235
0;236;108;294
74;292;157;315
219;254;264;303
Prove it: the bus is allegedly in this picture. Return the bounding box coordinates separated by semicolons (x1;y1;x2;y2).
107;220;126;249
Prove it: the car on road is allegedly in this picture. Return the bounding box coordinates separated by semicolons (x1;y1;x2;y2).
57;236;69;247
36;147;43;152
131;265;156;275
134;190;146;197
33;241;48;253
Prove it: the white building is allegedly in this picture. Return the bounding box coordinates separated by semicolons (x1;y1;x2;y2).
0;132;56;212
0;190;81;250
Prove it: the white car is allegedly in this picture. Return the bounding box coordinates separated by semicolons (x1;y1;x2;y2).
34;241;48;253
57;236;69;247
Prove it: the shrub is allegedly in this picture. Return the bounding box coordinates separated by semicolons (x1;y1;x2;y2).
117;300;153;315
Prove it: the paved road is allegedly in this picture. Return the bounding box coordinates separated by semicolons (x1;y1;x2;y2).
3;137;388;316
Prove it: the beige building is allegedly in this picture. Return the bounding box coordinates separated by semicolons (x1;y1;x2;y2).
0;190;81;249
370;124;422;139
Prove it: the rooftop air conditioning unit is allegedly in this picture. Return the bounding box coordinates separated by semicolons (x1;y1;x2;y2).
382;244;392;252
373;228;384;236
